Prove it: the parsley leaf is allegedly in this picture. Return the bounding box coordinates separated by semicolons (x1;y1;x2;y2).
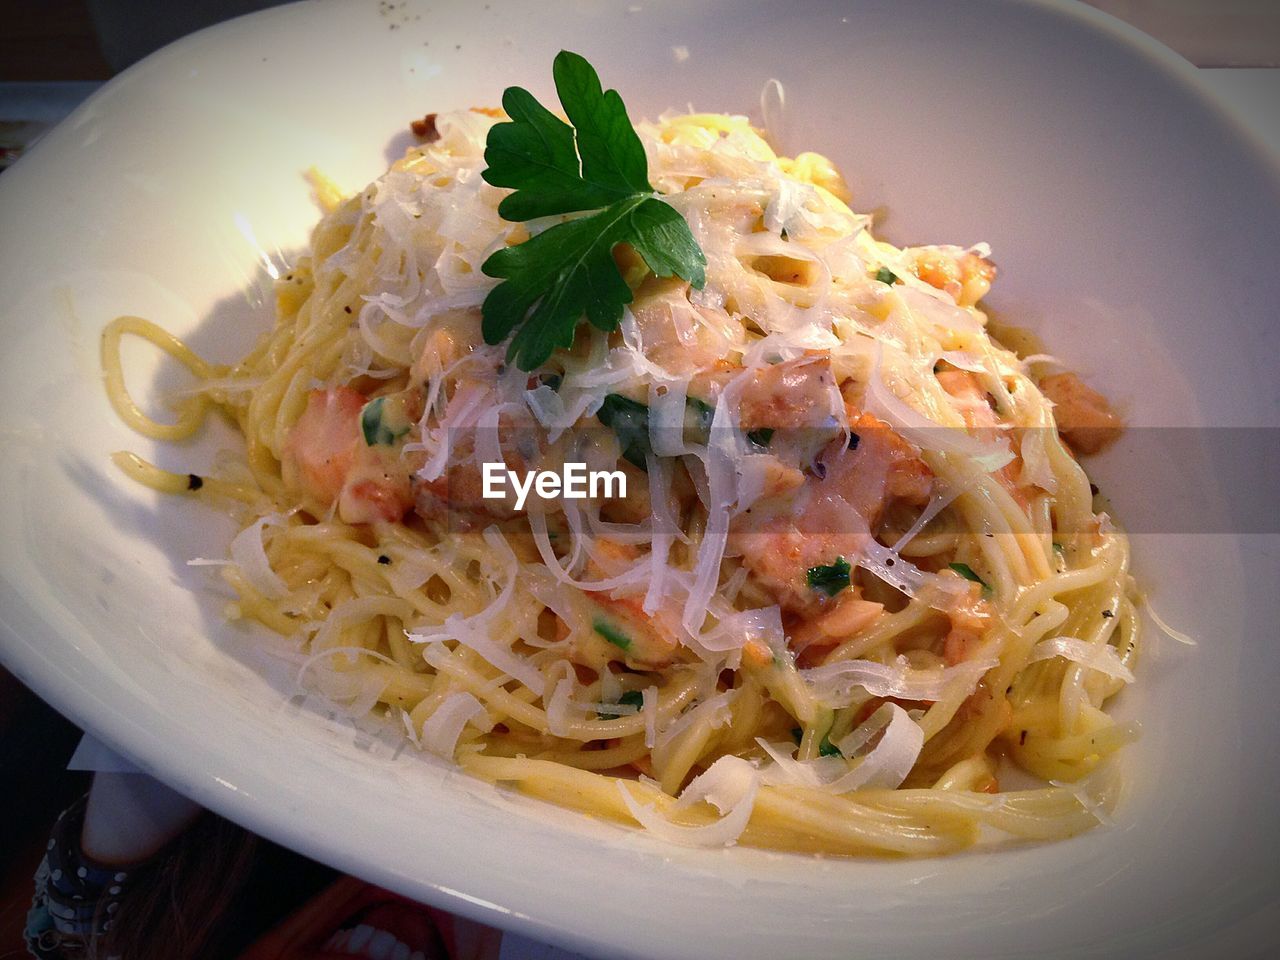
791;727;841;757
618;689;645;709
598;688;645;720
480;51;707;371
807;557;852;597
683;396;715;446
875;267;899;285
360;397;409;446
596;393;652;470
596;393;716;470
593;617;632;651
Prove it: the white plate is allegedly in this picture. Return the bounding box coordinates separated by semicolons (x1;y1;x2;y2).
2;1;1278;957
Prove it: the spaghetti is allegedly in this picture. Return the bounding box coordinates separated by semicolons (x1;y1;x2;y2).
103;104;1138;856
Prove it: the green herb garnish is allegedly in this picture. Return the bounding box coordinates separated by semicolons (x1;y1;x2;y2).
806;557;852;597
360;396;409;446
598;688;645;719
790;727;841;757
596;393;651;470
593;618;632;651
597;393;716;469
949;562;992;596
479;51;707;371
874;267;898;285
746;427;774;449
684;396;715;446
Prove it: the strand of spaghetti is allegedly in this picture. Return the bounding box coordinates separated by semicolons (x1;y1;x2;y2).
109;451;266;505
422;642;701;739
101;316;228;440
532;736;651;771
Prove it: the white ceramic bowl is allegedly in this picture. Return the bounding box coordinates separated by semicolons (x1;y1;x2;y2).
2;2;1278;957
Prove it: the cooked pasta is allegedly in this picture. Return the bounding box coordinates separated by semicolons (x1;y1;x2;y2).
103;102;1138;856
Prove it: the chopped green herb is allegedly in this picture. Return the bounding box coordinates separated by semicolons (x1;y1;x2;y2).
593;618;632;651
874;267;898;285
360;396;409;446
746;427;774;449
479;51;706;371
596;393;715;468
683;396;715;446
790;727;841;757
807;557;852;597
598;688;645;719
1052;542;1065;556
949;562;992;596
618;689;645;709
596;393;651;470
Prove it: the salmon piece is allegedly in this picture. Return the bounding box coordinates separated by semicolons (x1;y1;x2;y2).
414;462;520;528
937;369;1029;507
942;586;991;665
742;640;774;668
732;408;931;629
788;593;886;656
410;309;492;388
1039;372;1122;455
575;540;679;669
628;277;741;375
687;355;845;476
737;355;843;433
584;591;680;669
686;355;843;435
283;387;363;507
411;402;537;528
909;247;996;307
283;387;413;524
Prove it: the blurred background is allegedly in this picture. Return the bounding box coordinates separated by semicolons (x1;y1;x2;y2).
1;0;1277;81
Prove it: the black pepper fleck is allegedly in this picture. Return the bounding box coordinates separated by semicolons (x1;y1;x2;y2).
186;474;203;491
378;555;391;565
1101;609;1115;619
